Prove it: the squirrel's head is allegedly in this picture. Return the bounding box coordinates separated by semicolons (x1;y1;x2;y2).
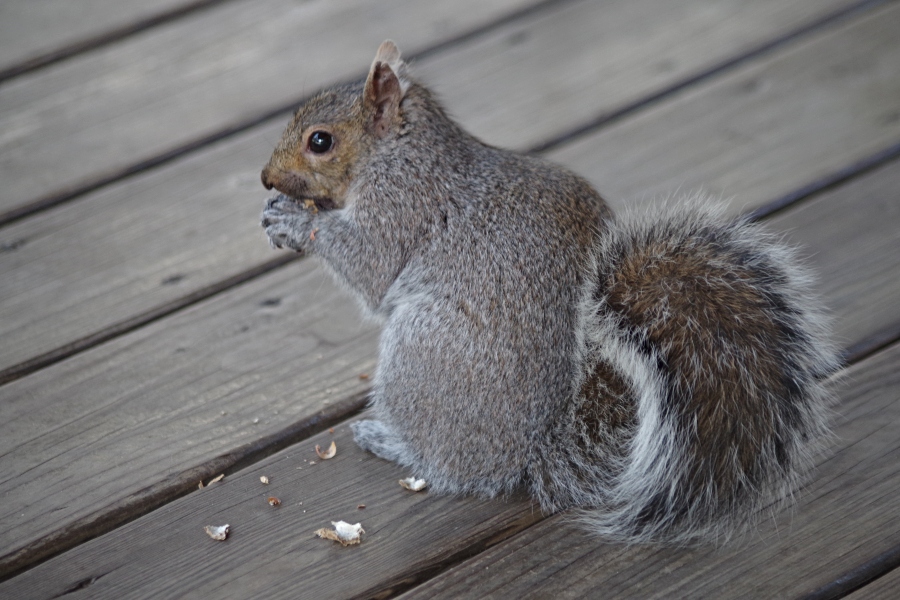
261;40;410;209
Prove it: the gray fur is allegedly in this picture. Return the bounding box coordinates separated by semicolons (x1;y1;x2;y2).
260;43;839;543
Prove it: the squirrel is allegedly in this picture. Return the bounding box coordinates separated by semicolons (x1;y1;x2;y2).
260;41;839;543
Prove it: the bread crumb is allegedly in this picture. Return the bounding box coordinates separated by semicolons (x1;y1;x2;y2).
315;521;364;546
315;441;337;460
399;477;427;492
204;524;229;541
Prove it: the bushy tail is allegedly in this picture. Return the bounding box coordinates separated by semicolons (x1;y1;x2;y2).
532;196;840;543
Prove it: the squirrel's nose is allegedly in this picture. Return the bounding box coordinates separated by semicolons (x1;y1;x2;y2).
261;167;275;190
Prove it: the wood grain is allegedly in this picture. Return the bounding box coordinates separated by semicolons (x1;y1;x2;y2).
3;322;899;599
2;2;899;574
1;116;898;592
0;417;542;599
0;261;379;577
844;565;900;600
807;542;900;599
0;0;543;220
0;0;210;78
0;120;285;375
1;0;898;589
768;159;900;349
547;1;900;213
398;342;900;599
416;0;862;153
0;0;873;224
0;0;889;375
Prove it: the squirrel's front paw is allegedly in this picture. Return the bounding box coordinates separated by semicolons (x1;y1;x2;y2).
261;194;314;251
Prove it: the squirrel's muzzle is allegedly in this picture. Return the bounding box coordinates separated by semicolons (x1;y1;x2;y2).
260;166;276;190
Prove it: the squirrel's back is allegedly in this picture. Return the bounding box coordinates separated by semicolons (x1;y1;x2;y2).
533;199;839;542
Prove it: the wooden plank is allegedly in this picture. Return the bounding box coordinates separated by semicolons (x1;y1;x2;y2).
0;1;229;81
769;159;900;349
1;118;898;591
547;1;900;213
0;0;869;222
0;0;545;221
845;566;900;600
0;122;283;376
809;543;900;599
3;330;899;599
0;0;889;376
3;0;899;582
0;261;379;577
397;341;900;599
416;0;865;152
0;416;541;599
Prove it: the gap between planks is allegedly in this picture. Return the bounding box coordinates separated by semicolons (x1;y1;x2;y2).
0;0;896;584
2;144;897;585
2;141;896;388
3;339;899;599
395;158;900;597
0;0;582;226
396;340;900;599
804;543;900;600
2;0;898;386
0;0;887;227
841;559;900;600
529;0;893;154
0;0;239;84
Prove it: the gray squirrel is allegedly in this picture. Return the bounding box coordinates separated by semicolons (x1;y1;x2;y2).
260;41;839;543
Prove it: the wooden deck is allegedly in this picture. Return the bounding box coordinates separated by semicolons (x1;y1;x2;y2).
1;0;899;597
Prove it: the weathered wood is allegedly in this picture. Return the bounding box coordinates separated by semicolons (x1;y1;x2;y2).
0;0;544;221
398;342;900;599
1;0;894;377
547;1;900;213
768;159;900;348
844;565;900;600
0;121;284;376
0;0;868;222
417;0;866;152
0;261;379;577
0;418;541;599
3;333;899;599
2;0;898;586
806;543;900;599
1;138;898;587
0;0;232;81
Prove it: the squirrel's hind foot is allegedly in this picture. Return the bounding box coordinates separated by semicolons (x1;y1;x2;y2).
351;419;414;464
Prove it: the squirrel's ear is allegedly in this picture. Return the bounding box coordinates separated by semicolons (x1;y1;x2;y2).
364;40;409;138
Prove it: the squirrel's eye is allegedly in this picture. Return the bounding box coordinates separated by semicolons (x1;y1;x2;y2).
308;131;334;154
